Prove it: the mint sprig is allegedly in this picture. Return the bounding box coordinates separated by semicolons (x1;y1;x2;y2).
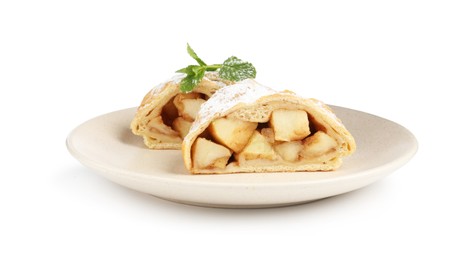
219;56;256;82
176;43;256;92
186;43;207;67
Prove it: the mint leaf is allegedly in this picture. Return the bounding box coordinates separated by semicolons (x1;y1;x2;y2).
179;66;205;92
219;56;256;81
187;43;207;66
176;44;257;92
176;65;202;74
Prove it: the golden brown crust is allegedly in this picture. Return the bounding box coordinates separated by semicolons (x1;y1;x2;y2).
130;72;232;149
182;79;356;174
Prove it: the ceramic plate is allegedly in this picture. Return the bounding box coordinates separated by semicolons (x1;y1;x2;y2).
66;106;417;208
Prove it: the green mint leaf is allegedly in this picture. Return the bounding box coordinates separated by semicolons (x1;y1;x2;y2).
176;67;189;74
219;56;256;81
176;65;201;74
179;67;205;92
176;44;257;92
187;43;207;66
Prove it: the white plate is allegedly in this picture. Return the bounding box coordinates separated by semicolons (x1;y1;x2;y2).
66;106;417;208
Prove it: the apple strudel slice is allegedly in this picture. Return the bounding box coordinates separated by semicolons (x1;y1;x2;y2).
182;79;356;174
130;72;233;149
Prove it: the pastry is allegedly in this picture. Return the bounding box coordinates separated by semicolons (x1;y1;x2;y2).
130;72;233;149
182;79;356;174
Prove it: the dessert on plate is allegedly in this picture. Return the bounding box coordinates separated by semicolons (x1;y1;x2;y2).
130;72;233;149
182;79;356;174
130;44;355;174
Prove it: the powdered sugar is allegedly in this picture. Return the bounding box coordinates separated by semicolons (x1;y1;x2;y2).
146;74;343;137
149;72;231;97
150;74;186;96
188;78;344;135
189;79;277;134
314;99;340;122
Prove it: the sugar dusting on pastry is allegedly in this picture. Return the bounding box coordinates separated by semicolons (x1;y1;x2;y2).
313;99;340;122
149;72;228;98
189;79;343;137
150;74;186;97
182;79;356;174
190;79;276;134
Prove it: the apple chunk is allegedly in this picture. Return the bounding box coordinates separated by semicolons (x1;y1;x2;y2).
161;98;178;125
173;93;201;108
208;117;257;152
236;131;277;162
274;141;303;162
147;116;179;136
172;117;193;139
260;128;276;144
192;138;232;169
178;98;206;121
300;131;338;159
173;93;205;121
146;116;181;142
270;109;310;141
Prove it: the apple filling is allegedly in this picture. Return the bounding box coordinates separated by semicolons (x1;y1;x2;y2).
191;109;339;170
145;93;208;142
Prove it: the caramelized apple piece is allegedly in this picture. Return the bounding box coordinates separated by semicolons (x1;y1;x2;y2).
274;141;303;162
146;116;181;142
161;98;179;125
209;117;257;152
192;138;232;169
173;93;201;109
270;109;310;141
173;93;205;121
148;117;179;136
236;131;277;162
300;131;337;158
179;99;205;121
172;117;193;139
260;128;276;144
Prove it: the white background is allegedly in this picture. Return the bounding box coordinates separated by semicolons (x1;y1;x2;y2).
1;0;474;259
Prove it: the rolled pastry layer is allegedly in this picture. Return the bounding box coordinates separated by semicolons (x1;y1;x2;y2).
182;79;356;174
130;72;233;149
